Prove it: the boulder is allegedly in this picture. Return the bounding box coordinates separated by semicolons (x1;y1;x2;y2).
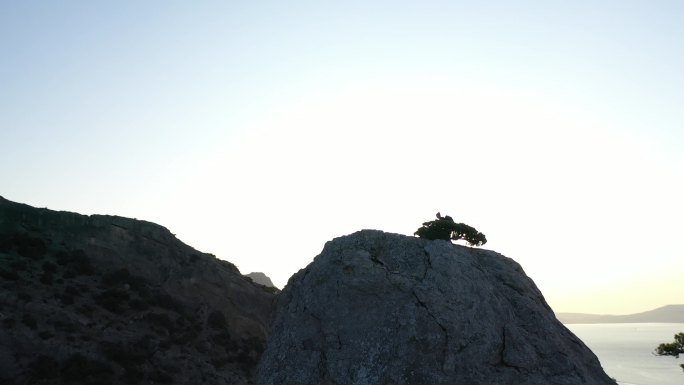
256;230;615;385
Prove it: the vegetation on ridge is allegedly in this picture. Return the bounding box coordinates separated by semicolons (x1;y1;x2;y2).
414;213;487;246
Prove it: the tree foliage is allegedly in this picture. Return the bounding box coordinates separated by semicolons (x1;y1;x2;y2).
414;213;487;247
655;332;684;372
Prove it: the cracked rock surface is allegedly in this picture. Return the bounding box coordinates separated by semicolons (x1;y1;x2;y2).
256;230;615;385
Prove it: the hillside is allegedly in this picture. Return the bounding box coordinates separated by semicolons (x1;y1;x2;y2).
556;305;684;324
0;196;277;385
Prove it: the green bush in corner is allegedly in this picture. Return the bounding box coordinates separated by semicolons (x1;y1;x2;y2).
415;213;487;247
655;332;684;372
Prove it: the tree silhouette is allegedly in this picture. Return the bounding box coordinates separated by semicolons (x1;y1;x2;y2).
655;332;684;372
415;213;487;246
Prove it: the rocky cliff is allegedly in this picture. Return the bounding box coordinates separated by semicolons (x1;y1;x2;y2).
256;230;615;385
0;196;277;385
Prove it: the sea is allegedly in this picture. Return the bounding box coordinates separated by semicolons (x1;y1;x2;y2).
566;323;684;385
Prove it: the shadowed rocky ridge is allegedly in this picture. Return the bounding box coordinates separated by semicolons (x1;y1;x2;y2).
256;230;615;385
0;196;277;385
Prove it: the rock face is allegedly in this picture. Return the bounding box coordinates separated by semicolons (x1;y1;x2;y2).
0;196;277;385
256;230;615;385
246;272;276;288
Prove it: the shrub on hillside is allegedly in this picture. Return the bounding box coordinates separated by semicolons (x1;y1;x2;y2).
0;269;19;280
150;292;183;313
144;312;175;333
101;268;149;295
39;271;54;285
22;313;37;329
27;355;60;380
95;289;130;313
12;233;47;259
56;249;94;275
208;310;227;329
41;261;57;273
61;353;114;383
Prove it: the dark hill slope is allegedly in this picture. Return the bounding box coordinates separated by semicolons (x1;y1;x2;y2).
0;196;277;385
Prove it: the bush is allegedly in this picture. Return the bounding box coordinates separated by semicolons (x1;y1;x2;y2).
61;353;114;382
27;355;59;380
95;289;130;313
656;332;684;358
102;268;149;295
60;286;79;305
57;249;94;275
189;254;200;263
53;320;78;333
151;293;183;313
656;332;684;372
55;250;70;266
208;310;226;329
38;330;54;340
100;341;150;367
71;250;94;275
0;269;19;280
415;213;487;246
0;236;12;253
172;328;200;345
64;285;79;296
218;259;239;273
17;292;31;302
10;259;28;271
22;314;37;329
77;304;94;316
2;318;15;328
39;271;54;285
129;298;149;311
212;330;233;348
144;312;175;332
149;370;173;384
123;365;144;385
13;233;47;259
41;261;57;273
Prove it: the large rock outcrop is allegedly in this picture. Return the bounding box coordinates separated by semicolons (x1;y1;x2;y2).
256;230;615;385
0;196;277;385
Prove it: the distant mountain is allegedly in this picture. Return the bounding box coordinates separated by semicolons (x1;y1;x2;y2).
246;272;276;288
556;305;684;324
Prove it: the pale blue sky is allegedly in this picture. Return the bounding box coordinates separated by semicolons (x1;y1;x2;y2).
1;1;682;314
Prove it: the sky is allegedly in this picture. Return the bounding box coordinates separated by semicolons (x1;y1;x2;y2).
1;1;682;315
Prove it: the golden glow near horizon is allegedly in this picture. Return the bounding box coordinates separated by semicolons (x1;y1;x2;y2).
167;82;683;315
1;2;682;315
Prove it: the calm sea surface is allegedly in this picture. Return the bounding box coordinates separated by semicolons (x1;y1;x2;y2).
566;323;684;385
